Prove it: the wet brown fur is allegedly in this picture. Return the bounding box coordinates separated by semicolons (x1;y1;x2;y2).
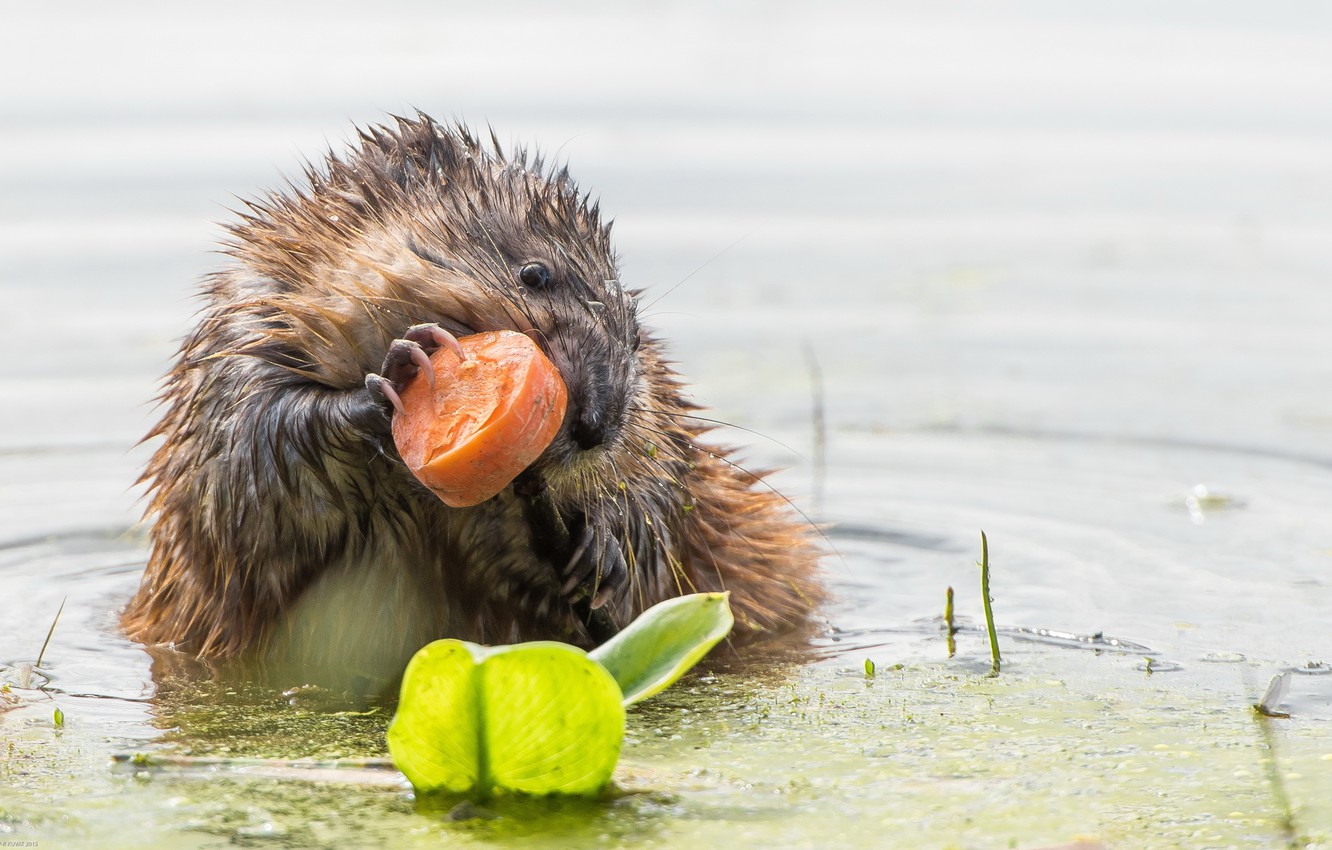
121;114;823;677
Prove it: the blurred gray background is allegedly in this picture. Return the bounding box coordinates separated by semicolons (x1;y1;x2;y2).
7;0;1332;449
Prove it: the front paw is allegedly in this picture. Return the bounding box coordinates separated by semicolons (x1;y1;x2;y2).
561;520;629;610
364;323;465;414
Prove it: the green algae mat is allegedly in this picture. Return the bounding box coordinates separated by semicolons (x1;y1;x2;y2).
4;625;1328;849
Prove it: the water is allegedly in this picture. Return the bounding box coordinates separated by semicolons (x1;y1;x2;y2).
3;2;1332;847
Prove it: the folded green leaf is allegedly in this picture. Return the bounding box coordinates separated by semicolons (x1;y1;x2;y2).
590;591;734;706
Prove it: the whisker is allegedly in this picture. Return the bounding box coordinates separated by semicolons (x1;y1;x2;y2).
622;420;832;559
639;226;759;313
626;405;805;458
597;441;690;610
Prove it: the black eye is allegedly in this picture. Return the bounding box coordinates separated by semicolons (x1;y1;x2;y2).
519;262;552;290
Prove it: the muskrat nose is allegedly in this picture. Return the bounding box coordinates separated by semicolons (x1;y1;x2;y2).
567;361;618;451
571;405;609;450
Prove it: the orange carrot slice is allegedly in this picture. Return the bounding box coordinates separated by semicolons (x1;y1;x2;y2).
391;330;568;508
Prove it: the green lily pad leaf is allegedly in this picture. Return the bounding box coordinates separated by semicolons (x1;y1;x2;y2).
387;639;624;798
590;591;734;706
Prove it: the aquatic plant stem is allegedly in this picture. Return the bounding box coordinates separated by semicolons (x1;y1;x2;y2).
36;596;66;669
944;586;957;658
472;655;493;800
978;531;1000;676
111;754;407;787
1251;709;1300;846
803;342;826;518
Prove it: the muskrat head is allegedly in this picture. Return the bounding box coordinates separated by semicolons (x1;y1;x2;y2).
391;135;647;494
404;220;647;492
229;114;653;502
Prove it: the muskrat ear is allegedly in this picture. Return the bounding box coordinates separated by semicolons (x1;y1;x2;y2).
519;262;553;291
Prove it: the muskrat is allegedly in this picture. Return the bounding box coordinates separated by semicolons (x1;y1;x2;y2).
122;113;823;690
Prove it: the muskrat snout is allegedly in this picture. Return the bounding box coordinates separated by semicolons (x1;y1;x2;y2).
567;361;621;451
534;304;635;463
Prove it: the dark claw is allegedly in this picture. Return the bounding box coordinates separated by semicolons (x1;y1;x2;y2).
403;322;467;361
516;481;623;641
561;522;629;610
364;373;404;415
386;338;433;387
365;324;466;412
